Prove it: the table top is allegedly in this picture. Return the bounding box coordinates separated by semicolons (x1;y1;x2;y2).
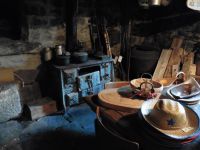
85;94;200;150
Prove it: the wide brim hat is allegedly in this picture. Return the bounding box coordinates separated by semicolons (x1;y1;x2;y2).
167;88;200;106
141;99;199;140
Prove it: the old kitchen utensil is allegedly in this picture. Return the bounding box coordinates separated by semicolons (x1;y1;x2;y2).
187;0;200;11
72;51;88;63
130;73;152;89
169;77;200;99
130;73;163;96
160;72;186;96
161;0;171;6
55;45;63;56
44;47;52;61
134;81;157;99
138;0;149;9
55;52;71;66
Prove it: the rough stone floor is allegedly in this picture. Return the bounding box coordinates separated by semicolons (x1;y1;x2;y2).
0;103;97;150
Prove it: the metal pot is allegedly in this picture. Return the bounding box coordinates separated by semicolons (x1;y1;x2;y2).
138;0;149;9
55;52;71;66
72;52;88;63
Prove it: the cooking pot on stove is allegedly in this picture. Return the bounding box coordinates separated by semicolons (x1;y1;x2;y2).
55;52;71;66
72;51;88;63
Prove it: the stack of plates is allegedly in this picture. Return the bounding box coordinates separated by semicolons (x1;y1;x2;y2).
138;99;200;148
167;77;200;105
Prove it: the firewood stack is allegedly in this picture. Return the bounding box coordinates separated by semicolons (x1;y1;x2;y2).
153;36;198;81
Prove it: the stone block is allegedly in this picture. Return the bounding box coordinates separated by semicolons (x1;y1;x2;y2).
0;83;22;123
0;121;23;147
28;97;57;120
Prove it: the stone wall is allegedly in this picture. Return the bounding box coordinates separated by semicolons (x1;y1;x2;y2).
76;0;200;56
130;20;200;51
0;0;66;69
23;0;66;47
0;0;200;69
0;38;41;70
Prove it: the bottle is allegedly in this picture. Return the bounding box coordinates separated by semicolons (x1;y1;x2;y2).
44;47;52;61
56;45;63;56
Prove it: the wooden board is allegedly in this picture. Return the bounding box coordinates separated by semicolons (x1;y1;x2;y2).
14;69;39;84
196;62;200;76
98;86;145;112
182;52;194;79
152;49;172;80
190;64;196;76
0;53;41;70
164;48;184;78
170;36;184;51
0;68;14;83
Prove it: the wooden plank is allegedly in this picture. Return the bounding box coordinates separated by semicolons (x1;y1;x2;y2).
172;64;179;77
0;53;41;70
170;36;184;51
14;69;39;84
190;64;196;76
196;62;200;76
182;52;195;79
152;49;172;80
0;68;14;83
164;48;184;78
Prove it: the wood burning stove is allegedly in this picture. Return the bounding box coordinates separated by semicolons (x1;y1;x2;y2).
45;58;114;111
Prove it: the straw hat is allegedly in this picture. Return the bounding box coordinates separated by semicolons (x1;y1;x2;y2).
141;99;199;139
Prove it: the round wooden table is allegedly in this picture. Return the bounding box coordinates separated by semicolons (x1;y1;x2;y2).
85;94;200;150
